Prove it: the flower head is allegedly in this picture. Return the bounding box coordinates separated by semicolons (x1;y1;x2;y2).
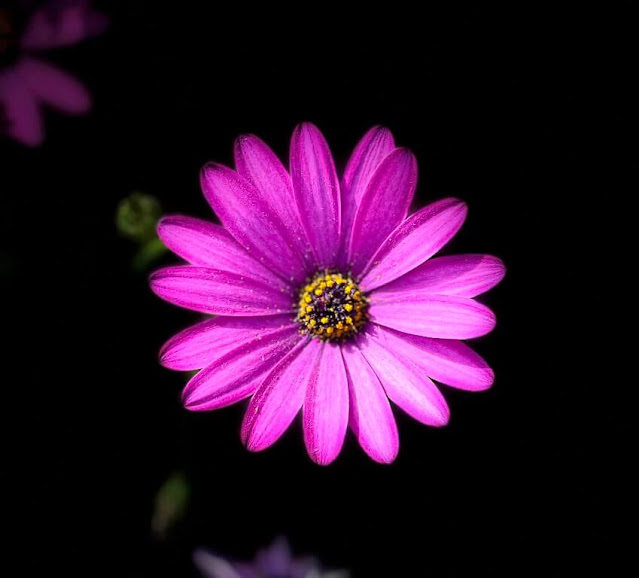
0;0;108;146
151;123;505;464
194;537;348;578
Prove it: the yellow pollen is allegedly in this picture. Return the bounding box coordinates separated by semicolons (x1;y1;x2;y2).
295;271;369;341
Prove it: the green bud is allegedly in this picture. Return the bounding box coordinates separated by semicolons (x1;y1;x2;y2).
116;192;162;242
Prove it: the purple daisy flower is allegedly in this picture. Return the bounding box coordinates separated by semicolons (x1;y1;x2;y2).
194;537;349;578
151;123;505;464
0;1;108;146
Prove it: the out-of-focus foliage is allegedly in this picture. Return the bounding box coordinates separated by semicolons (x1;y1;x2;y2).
151;470;190;540
116;192;162;243
116;192;167;271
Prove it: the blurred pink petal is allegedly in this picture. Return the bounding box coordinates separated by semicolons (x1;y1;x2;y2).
1;1;107;146
0;64;44;147
20;57;90;114
21;2;109;51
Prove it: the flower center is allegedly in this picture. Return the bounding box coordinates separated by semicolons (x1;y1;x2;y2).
296;271;368;341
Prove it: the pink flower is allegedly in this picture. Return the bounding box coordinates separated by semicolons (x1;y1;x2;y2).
0;1;108;147
151;123;505;465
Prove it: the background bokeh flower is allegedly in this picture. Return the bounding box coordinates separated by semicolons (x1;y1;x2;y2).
194;537;349;578
0;0;107;146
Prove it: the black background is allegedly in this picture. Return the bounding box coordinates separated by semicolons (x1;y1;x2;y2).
3;2;633;577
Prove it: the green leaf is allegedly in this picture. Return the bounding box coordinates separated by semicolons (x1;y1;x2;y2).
151;470;190;540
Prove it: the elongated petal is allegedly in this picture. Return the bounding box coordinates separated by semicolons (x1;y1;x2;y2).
160;314;295;370
303;344;349;465
150;266;294;316
357;330;449;426
193;549;242;578
242;339;317;451
290;122;341;268
255;537;292;576
369;325;494;391
360;198;468;292
201;163;306;282
20;58;90;114
182;325;301;411
157;215;287;289
21;4;108;50
0;67;43;147
349;148;417;274
374;254;505;298
234;134;310;264
341;343;398;464
370;293;496;339
340;126;395;257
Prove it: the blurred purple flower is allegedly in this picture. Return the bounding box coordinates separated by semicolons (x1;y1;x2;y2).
0;0;108;146
151;123;505;464
194;537;349;578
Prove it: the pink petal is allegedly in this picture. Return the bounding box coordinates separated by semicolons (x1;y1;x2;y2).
157;215;288;290
348;148;417;274
290;122;341;268
373;254;506;298
0;66;43;147
369;325;494;391
340;126;395;260
160;314;295;371
360;198;468;292
234;134;311;266
370;293;496;339
201;163;306;283
357;329;450;426
242;338;317;452
149;266;294;316
341;342;399;464
182;325;301;411
303;343;349;465
21;4;108;51
20;58;90;114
